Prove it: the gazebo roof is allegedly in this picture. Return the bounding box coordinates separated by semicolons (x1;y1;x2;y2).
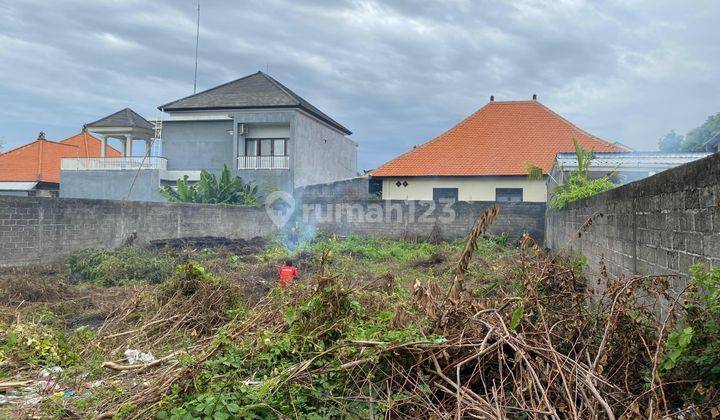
86;108;154;130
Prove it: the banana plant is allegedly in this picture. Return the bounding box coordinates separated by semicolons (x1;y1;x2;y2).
160;165;258;205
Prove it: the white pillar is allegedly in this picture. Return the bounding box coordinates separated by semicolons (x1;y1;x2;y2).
101;135;107;158
120;137;127;157
145;139;152;157
125;135;133;157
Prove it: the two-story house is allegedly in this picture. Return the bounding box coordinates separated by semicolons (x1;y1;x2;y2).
60;72;357;201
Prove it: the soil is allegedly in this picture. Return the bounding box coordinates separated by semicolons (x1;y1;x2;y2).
149;236;268;256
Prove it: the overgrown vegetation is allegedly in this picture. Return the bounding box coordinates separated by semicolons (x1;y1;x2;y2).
67;246;175;286
530;136;616;208
663;265;720;388
549;173;616;208
159;164;259;205
1;221;719;418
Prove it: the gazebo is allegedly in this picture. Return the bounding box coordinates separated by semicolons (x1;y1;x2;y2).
84;108;155;157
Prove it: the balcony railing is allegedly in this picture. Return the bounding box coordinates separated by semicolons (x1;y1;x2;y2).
237;156;290;170
61;157;167;171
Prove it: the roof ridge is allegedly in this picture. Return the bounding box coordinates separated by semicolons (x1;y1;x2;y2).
530;101;627;151
258;72;302;105
0;139;78;159
157;72;262;110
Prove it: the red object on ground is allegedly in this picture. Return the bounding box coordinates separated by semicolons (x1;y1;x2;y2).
278;265;299;288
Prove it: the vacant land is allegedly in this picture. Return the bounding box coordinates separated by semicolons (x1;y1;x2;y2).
0;223;718;418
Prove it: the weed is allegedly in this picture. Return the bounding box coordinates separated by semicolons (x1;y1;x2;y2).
67;247;174;286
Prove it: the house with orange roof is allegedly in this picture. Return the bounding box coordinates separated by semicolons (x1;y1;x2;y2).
0;131;120;196
371;97;627;202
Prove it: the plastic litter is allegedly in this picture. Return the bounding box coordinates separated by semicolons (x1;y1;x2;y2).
124;349;155;364
38;366;63;378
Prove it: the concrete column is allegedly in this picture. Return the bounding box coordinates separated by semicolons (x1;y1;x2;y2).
125;135;133;157
232;119;239;170
145;140;152;157
101;135;107;158
120;138;127;157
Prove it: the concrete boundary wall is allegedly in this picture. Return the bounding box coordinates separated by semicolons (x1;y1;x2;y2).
546;153;720;285
296;200;545;243
1;195;546;267
0;196;276;267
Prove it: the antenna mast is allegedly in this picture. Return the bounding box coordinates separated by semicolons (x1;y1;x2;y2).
193;0;200;93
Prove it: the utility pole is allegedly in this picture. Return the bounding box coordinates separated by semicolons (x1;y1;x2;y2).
193;0;200;93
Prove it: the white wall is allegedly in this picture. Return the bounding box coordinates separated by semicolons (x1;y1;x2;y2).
381;176;547;202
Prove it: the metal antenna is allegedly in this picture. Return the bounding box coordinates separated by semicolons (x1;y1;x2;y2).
193;0;200;93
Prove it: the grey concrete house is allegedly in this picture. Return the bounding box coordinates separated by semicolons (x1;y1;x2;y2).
60;72;357;201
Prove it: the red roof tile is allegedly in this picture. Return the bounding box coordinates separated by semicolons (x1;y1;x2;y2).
0;132;120;183
372;100;628;177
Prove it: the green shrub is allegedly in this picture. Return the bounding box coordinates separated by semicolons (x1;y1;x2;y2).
662;265;720;387
303;235;439;262
0;322;96;368
161;278;429;419
66;247;175;286
159;164;258;205
549;173;615;209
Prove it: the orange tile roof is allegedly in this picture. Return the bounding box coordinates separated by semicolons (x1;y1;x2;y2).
0;132;120;183
372;100;628;177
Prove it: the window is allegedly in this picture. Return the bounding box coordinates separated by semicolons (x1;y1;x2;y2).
273;139;286;156
245;139;257;156
496;188;523;202
433;188;458;201
244;138;288;156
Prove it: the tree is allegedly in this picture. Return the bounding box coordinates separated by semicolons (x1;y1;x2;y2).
681;112;720;152
160;165;259;205
658;130;684;152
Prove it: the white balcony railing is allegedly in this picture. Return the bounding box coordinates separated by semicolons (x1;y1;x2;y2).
61;157;167;171
237;156;290;170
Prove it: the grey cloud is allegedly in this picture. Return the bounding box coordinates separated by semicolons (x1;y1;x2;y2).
0;0;718;169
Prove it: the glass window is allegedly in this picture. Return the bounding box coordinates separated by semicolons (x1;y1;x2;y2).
245;139;257;156
496;188;523;202
433;188;458;201
273;139;286;156
259;139;272;156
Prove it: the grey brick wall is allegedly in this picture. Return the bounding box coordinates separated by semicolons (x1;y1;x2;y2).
295;200;546;243
295;177;370;201
546;152;720;286
0;196;277;267
1;196;546;267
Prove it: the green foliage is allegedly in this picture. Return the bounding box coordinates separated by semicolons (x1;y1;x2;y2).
526;164;545;181
165;279;430;418
661;112;720;152
160;165;258;205
302;235;440;262
572;136;592;177
549;173;615;209
657;130;685;152
0;322;96;368
66;246;175;286
662;265;720;386
509;306;524;331
682;112;720;151
528;136;616;209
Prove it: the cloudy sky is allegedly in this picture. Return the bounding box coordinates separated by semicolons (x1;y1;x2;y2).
1;0;718;169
